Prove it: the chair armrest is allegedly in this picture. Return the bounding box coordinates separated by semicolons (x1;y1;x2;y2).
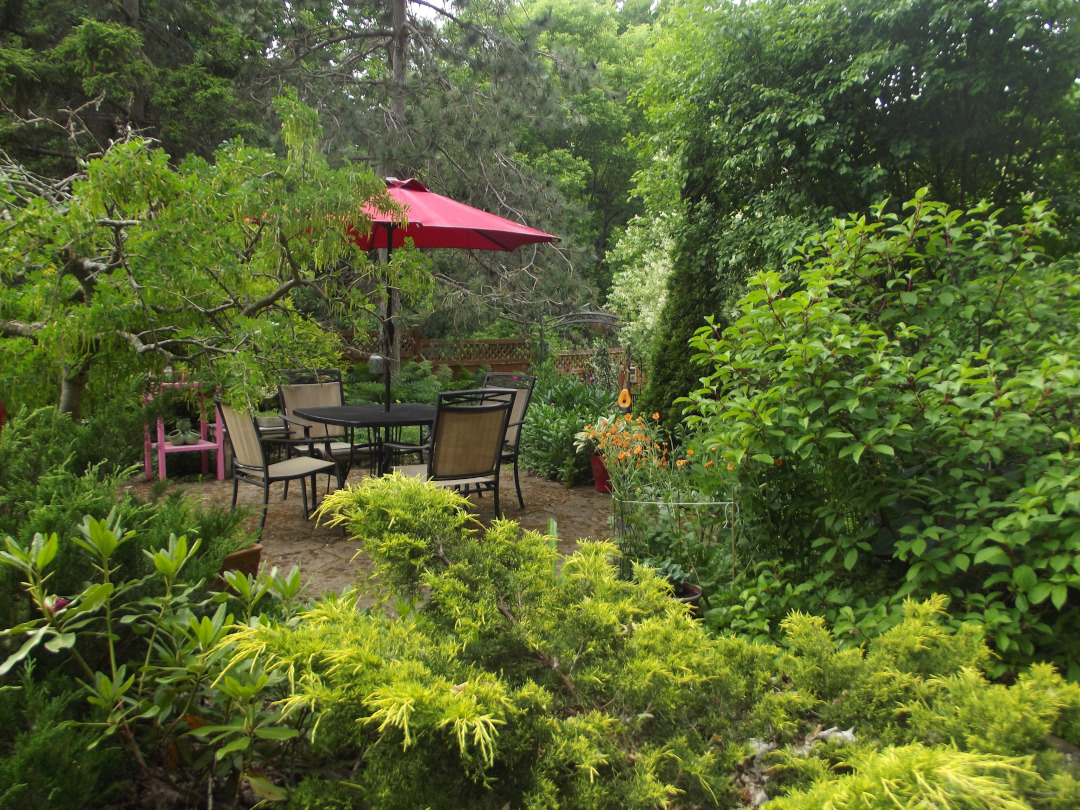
279;415;314;437
383;440;432;452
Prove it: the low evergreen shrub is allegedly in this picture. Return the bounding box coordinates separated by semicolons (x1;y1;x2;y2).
232;476;1080;808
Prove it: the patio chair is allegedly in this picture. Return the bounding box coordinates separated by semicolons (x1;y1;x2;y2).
278;368;378;484
217;401;338;531
482;372;536;509
387;389;513;518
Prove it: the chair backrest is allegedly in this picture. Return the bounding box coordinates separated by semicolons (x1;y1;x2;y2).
427;389;513;481
279;369;346;441
481;372;535;448
217;401;267;474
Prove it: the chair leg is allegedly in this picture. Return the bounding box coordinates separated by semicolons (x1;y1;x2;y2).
493;481;501;520
259;483;270;531
283;480;289;501
232;477;239;508
300;477;310;519
513;457;524;509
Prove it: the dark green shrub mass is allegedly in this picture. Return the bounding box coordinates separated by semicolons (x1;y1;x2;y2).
687;195;1080;676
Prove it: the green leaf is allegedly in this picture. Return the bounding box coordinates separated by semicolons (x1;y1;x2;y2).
34;533;59;569
1051;585;1068;611
44;632;76;653
253;726;300;741
1013;565;1037;591
1028;583;1052;604
246;774;288;802
216;737;250;757
843;548;858;570
974;547;1009;567
0;626;49;677
751;453;774;464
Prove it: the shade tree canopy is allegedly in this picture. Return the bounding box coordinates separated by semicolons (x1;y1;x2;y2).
0;94;421;414
636;0;1080;421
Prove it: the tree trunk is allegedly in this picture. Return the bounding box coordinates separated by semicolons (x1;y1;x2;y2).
378;0;408;375
59;364;90;417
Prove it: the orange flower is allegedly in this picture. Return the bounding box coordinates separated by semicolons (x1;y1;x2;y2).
727;463;735;471
652;412;660;420
676;459;688;467
686;449;694;455
775;458;783;467
705;460;714;468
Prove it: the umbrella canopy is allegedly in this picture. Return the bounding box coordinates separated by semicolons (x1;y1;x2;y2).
348;178;559;410
347;178;560;252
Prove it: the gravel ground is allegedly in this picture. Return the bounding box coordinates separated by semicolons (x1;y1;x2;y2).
124;468;613;599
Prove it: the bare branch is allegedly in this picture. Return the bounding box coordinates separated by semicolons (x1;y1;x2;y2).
0;318;45;338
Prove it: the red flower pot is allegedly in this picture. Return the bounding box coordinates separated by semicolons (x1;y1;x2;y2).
591;454;612;493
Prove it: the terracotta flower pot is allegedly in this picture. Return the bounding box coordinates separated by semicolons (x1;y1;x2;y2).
591;454;612;493
220;542;263;579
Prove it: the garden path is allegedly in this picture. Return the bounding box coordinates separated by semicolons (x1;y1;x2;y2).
124;470;613;600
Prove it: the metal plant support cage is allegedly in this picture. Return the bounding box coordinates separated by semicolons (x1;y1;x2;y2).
612;496;740;586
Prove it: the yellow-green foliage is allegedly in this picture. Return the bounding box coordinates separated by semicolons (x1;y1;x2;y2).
782;596;996;743
768;743;1042;809
316;473;473;597
223;477;1078;808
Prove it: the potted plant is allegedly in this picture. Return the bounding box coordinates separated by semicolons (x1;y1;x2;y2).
642;558;703;611
574;415;618;493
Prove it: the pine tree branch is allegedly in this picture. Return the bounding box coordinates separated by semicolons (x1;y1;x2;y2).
0;318;45;338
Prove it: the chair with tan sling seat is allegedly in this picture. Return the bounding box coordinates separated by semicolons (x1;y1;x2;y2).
386;389;513;518
482;372;536;509
277;369;379;484
217;400;338;531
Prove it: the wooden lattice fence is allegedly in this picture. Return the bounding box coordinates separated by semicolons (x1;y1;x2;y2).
342;332;643;388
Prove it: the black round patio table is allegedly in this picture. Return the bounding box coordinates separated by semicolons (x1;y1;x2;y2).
293;402;436;475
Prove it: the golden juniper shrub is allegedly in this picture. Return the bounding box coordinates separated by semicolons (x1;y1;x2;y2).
767;743;1043;809
222;476;1078;809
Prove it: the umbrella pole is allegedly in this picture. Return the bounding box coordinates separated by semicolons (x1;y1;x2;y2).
383;227;394;412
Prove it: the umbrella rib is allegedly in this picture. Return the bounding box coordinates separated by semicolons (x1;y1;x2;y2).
477;231;513;251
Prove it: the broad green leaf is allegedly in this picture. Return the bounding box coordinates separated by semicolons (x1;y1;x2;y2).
1028;582;1052;604
974;547;1009;567
843;548;858;570
1013;565;1037;591
1051;585;1068;611
246;774;288;802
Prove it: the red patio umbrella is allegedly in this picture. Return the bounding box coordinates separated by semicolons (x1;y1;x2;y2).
347;178;560;408
347;177;560;253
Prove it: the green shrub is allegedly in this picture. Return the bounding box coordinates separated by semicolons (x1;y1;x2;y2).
0;517;311;807
686;194;1080;675
344;358;462;405
0;407;256;653
233;475;1080;808
769;744;1044;810
521;366;616;485
0;664;127;809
